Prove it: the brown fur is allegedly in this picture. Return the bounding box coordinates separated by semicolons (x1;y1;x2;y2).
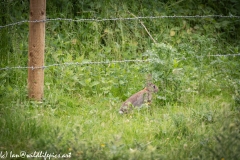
119;83;159;114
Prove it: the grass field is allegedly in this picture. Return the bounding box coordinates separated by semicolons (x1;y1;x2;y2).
1;60;239;159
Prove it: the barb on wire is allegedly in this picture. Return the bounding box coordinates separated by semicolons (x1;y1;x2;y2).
0;15;239;29
0;59;152;71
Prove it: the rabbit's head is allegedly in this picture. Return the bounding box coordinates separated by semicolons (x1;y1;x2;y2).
146;83;159;93
145;74;159;93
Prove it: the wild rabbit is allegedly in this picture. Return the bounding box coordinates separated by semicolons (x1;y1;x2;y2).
119;83;159;114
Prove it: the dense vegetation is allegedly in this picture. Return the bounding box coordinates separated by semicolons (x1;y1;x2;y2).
0;0;240;159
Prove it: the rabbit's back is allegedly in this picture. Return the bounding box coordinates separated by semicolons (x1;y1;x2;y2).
122;89;147;107
119;83;159;114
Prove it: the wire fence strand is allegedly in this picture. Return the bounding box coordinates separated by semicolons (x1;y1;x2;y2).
0;59;152;71
209;53;240;57
1;53;240;71
1;15;240;71
1;15;240;29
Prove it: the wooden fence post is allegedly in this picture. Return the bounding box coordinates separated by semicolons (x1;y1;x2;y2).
28;0;46;101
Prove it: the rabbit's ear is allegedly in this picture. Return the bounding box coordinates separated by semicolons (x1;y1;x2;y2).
146;74;153;86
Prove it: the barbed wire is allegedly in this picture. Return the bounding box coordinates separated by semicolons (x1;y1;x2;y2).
0;59;151;71
1;53;240;71
1;15;239;71
209;53;240;57
1;15;240;29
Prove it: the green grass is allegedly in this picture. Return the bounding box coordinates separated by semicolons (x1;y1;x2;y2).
0;85;239;159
